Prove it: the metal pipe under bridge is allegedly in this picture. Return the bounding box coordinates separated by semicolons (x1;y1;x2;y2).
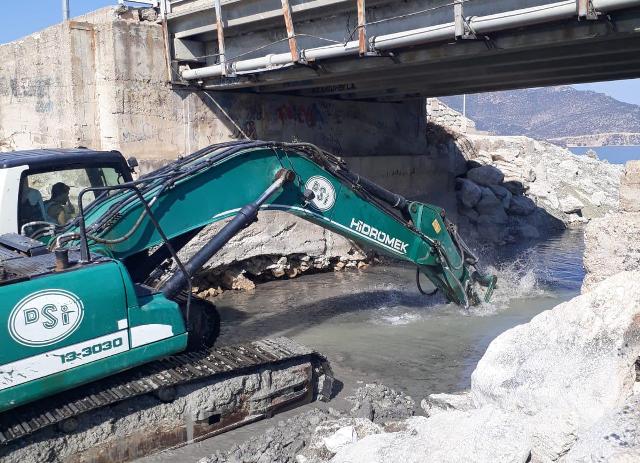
162;0;640;101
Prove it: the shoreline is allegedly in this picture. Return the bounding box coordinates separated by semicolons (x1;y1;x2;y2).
565;143;640;148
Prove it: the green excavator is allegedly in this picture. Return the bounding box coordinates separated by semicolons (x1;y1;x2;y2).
0;140;495;446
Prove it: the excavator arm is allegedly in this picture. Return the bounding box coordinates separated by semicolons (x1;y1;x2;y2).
54;140;495;307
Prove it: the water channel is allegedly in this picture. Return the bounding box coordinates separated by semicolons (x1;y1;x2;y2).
216;229;585;400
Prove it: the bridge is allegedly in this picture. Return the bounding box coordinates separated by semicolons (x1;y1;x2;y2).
163;0;640;102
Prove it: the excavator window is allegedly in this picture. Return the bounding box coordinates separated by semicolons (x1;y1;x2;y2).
18;166;125;233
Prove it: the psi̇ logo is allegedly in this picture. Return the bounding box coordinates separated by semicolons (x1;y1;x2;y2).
304;176;336;212
8;290;84;347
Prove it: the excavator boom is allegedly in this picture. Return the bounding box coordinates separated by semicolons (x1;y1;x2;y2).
57;140;494;306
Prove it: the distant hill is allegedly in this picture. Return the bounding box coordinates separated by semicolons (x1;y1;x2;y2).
441;87;640;146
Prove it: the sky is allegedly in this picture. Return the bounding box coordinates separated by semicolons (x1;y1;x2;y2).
1;1;640;106
1;1;117;45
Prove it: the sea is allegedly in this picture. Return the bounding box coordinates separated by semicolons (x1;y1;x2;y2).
569;145;640;164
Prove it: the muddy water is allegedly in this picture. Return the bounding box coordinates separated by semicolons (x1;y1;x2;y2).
215;229;584;400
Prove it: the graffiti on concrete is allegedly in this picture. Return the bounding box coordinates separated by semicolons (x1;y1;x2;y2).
8;78;53;113
275;102;326;128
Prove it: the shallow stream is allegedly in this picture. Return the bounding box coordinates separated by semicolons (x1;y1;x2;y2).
216;229;584;400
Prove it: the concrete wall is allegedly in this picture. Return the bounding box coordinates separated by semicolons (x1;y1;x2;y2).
0;7;457;273
0;7;426;161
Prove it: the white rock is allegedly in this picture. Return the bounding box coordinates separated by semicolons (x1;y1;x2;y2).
559;195;584;214
620;161;640;213
463;133;622;225
565;393;640;463
471;272;640;461
582;212;640;292
591;190;606;207
323;426;357;453
559;159;580;177
331;409;531;463
420;391;474;416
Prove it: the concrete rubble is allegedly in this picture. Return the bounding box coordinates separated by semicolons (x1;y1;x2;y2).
197;383;415;463
191;251;372;300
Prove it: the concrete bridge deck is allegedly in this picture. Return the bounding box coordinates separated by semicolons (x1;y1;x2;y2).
165;0;640;101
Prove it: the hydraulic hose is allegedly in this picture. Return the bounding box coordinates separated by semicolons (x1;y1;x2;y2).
161;169;294;300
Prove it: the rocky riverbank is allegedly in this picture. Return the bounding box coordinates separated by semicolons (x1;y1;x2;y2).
194;269;640;463
426;106;623;244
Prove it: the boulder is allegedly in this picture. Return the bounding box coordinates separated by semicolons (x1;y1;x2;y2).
489;184;513;209
300;417;382;462
458;206;479;223
503;180;526;196
508;195;536;216
475;188;504;216
221;269;256;290
559;195;584;215
347;383;415;424
512;223;540;240
456;178;482;208
331;409;531;463
582;212;640;292
466;165;505;187
565;393;640;463
471;272;640;461
620;161;640;213
476;213;509;243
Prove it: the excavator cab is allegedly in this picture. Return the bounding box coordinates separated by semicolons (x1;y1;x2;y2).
0;149;134;239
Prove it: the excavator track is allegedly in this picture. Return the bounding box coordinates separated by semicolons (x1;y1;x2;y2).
0;337;331;446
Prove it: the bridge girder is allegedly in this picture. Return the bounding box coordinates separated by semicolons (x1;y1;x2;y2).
166;1;640;100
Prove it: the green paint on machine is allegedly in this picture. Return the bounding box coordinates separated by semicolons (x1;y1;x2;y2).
0;141;494;420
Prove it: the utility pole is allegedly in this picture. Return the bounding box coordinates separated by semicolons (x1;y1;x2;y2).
62;0;70;21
